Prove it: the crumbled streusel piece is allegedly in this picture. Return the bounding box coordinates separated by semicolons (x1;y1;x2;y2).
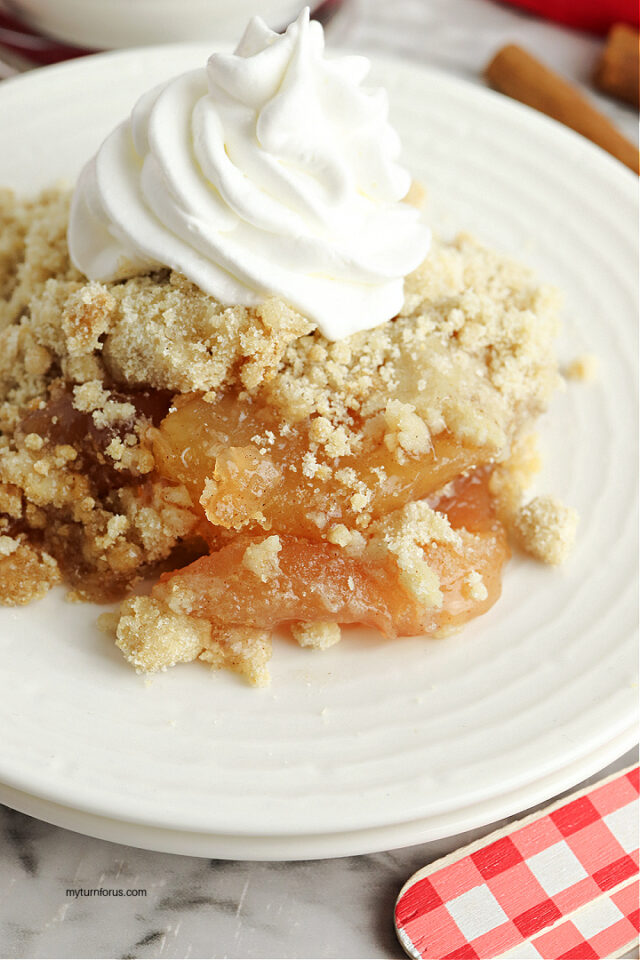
0;534;19;557
0;541;60;605
462;570;488;602
200;627;272;686
383;399;432;461
564;354;599;383
115;595;211;672
367;501;461;608
514;496;578;565
326;524;366;556
241;535;282;582
292;621;342;650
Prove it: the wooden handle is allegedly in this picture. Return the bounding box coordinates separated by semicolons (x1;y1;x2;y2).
486;44;639;174
595;23;640;107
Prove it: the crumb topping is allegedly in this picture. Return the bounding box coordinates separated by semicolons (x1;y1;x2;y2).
0;191;560;460
260;232;561;457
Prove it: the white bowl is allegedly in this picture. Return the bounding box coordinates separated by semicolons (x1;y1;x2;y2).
0;0;325;49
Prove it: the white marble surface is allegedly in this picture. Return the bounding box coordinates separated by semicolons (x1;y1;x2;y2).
1;1;638;958
1;751;637;959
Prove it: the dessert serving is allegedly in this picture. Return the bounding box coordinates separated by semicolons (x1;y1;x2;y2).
0;10;578;686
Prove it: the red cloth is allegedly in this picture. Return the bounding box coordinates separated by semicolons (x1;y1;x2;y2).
499;0;639;34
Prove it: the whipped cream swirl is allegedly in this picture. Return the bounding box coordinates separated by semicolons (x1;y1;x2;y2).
68;8;431;340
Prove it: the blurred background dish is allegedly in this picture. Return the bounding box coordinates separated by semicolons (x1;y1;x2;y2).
0;0;339;50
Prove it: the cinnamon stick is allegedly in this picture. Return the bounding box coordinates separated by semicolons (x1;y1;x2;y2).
594;23;639;107
485;44;639;175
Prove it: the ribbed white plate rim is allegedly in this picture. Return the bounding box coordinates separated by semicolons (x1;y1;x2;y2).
0;728;636;860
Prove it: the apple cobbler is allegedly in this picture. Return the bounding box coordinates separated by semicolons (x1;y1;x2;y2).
0;188;578;685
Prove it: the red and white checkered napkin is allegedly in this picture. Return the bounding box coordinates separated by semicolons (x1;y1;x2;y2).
395;765;639;960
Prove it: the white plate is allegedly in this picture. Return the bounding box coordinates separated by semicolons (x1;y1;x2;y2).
0;46;637;859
